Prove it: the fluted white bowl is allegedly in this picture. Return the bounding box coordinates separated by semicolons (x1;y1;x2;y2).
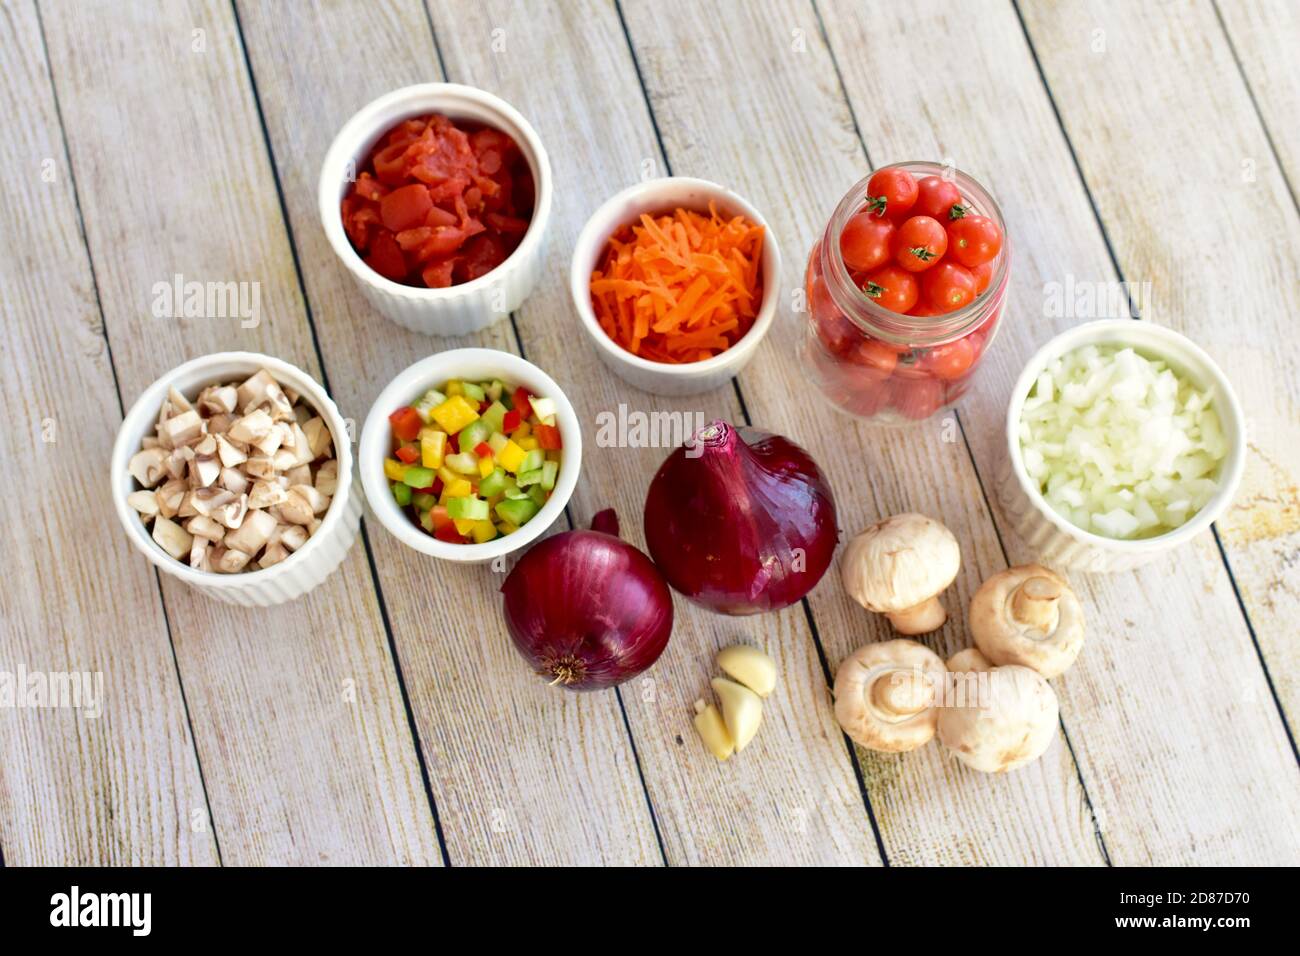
111;352;361;605
319;83;552;336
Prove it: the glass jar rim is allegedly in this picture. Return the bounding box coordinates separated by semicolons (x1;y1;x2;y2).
821;161;1010;347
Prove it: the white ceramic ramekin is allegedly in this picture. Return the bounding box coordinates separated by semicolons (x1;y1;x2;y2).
111;352;362;605
999;319;1246;573
318;83;553;337
359;349;581;563
569;177;781;396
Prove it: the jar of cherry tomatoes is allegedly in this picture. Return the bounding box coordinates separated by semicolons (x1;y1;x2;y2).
802;162;1010;424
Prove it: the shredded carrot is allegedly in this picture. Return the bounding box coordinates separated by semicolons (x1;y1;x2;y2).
589;203;764;362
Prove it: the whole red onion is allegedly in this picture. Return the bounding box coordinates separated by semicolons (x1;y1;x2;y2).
643;421;838;615
501;510;673;691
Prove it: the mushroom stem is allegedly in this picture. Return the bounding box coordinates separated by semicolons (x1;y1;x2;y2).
871;671;934;718
1009;576;1063;635
886;596;947;635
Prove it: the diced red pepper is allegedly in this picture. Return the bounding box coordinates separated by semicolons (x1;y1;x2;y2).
446;431;459;453
474;441;492;458
478;400;491;412
512;387;533;419
394;444;420;463
388;406;422;441
434;522;466;544
534;423;562;450
429;504;452;530
502;409;521;433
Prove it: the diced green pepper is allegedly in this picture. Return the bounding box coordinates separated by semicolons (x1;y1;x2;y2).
486;380;505;402
459;419;492;452
488;432;509;455
528;484;548;507
419;508;435;533
412;388;447;423
391;482;412;507
540;460;559;491
444;452;479;475
495;497;539;527
460;381;486;403
479;401;508;435
516;467;543;488
401;466;435;489
446;496;490;521
479;468;510;498
521;449;545;474
412;492;437;511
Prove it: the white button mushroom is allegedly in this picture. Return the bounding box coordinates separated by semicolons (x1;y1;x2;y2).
969;565;1085;679
937;650;1060;773
833;639;948;752
128;447;169;488
840;514;961;634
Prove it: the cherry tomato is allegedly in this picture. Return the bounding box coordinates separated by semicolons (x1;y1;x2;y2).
893;216;948;272
890;375;945;420
861;265;919;314
946;214;1003;267
970;260;994;295
846;338;898;378
913;176;963;221
920;337;978;380
865;168;918;222
922;261;977;311
839;212;896;272
907;301;947;317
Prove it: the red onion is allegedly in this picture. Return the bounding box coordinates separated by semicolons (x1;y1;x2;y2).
501;510;673;691
643;421;839;615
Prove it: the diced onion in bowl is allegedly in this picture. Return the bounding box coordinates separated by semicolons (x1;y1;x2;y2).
1018;344;1226;539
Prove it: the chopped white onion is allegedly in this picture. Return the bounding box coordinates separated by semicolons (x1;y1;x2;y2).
1019;344;1226;539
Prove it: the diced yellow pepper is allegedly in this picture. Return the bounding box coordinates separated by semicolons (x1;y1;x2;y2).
445;380;463;396
517;436;539;452
437;465;460;488
430;395;479;434
420;429;447;469
497;439;527;474
478;454;495;478
384;458;408;482
453;517;477;536
496;521;519;536
443;478;473;499
512;421;531;440
470;520;497;544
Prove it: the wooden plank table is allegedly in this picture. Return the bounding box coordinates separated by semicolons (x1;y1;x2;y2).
1;0;1296;866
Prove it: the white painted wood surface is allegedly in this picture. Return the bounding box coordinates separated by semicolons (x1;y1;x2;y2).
0;0;1295;866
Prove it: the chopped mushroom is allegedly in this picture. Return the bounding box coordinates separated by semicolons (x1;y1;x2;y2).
128;447;169;488
124;366;338;575
969;565;1085;679
937;651;1059;773
840;514;961;634
833;639;947;752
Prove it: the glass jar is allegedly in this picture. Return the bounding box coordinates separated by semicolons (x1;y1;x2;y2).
802;162;1011;424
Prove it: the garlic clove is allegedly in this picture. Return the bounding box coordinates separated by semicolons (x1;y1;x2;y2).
692;700;735;761
716;644;777;697
710;677;763;752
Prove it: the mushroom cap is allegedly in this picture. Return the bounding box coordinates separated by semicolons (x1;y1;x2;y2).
937;664;1059;773
833;639;948;753
841;513;961;614
970;564;1084;679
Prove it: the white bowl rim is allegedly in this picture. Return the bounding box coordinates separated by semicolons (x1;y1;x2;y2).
1005;318;1246;552
110;351;355;587
568;176;781;377
358;348;582;562
318;82;553;303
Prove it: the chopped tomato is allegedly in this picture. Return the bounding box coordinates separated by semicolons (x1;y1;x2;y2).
341;113;533;289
